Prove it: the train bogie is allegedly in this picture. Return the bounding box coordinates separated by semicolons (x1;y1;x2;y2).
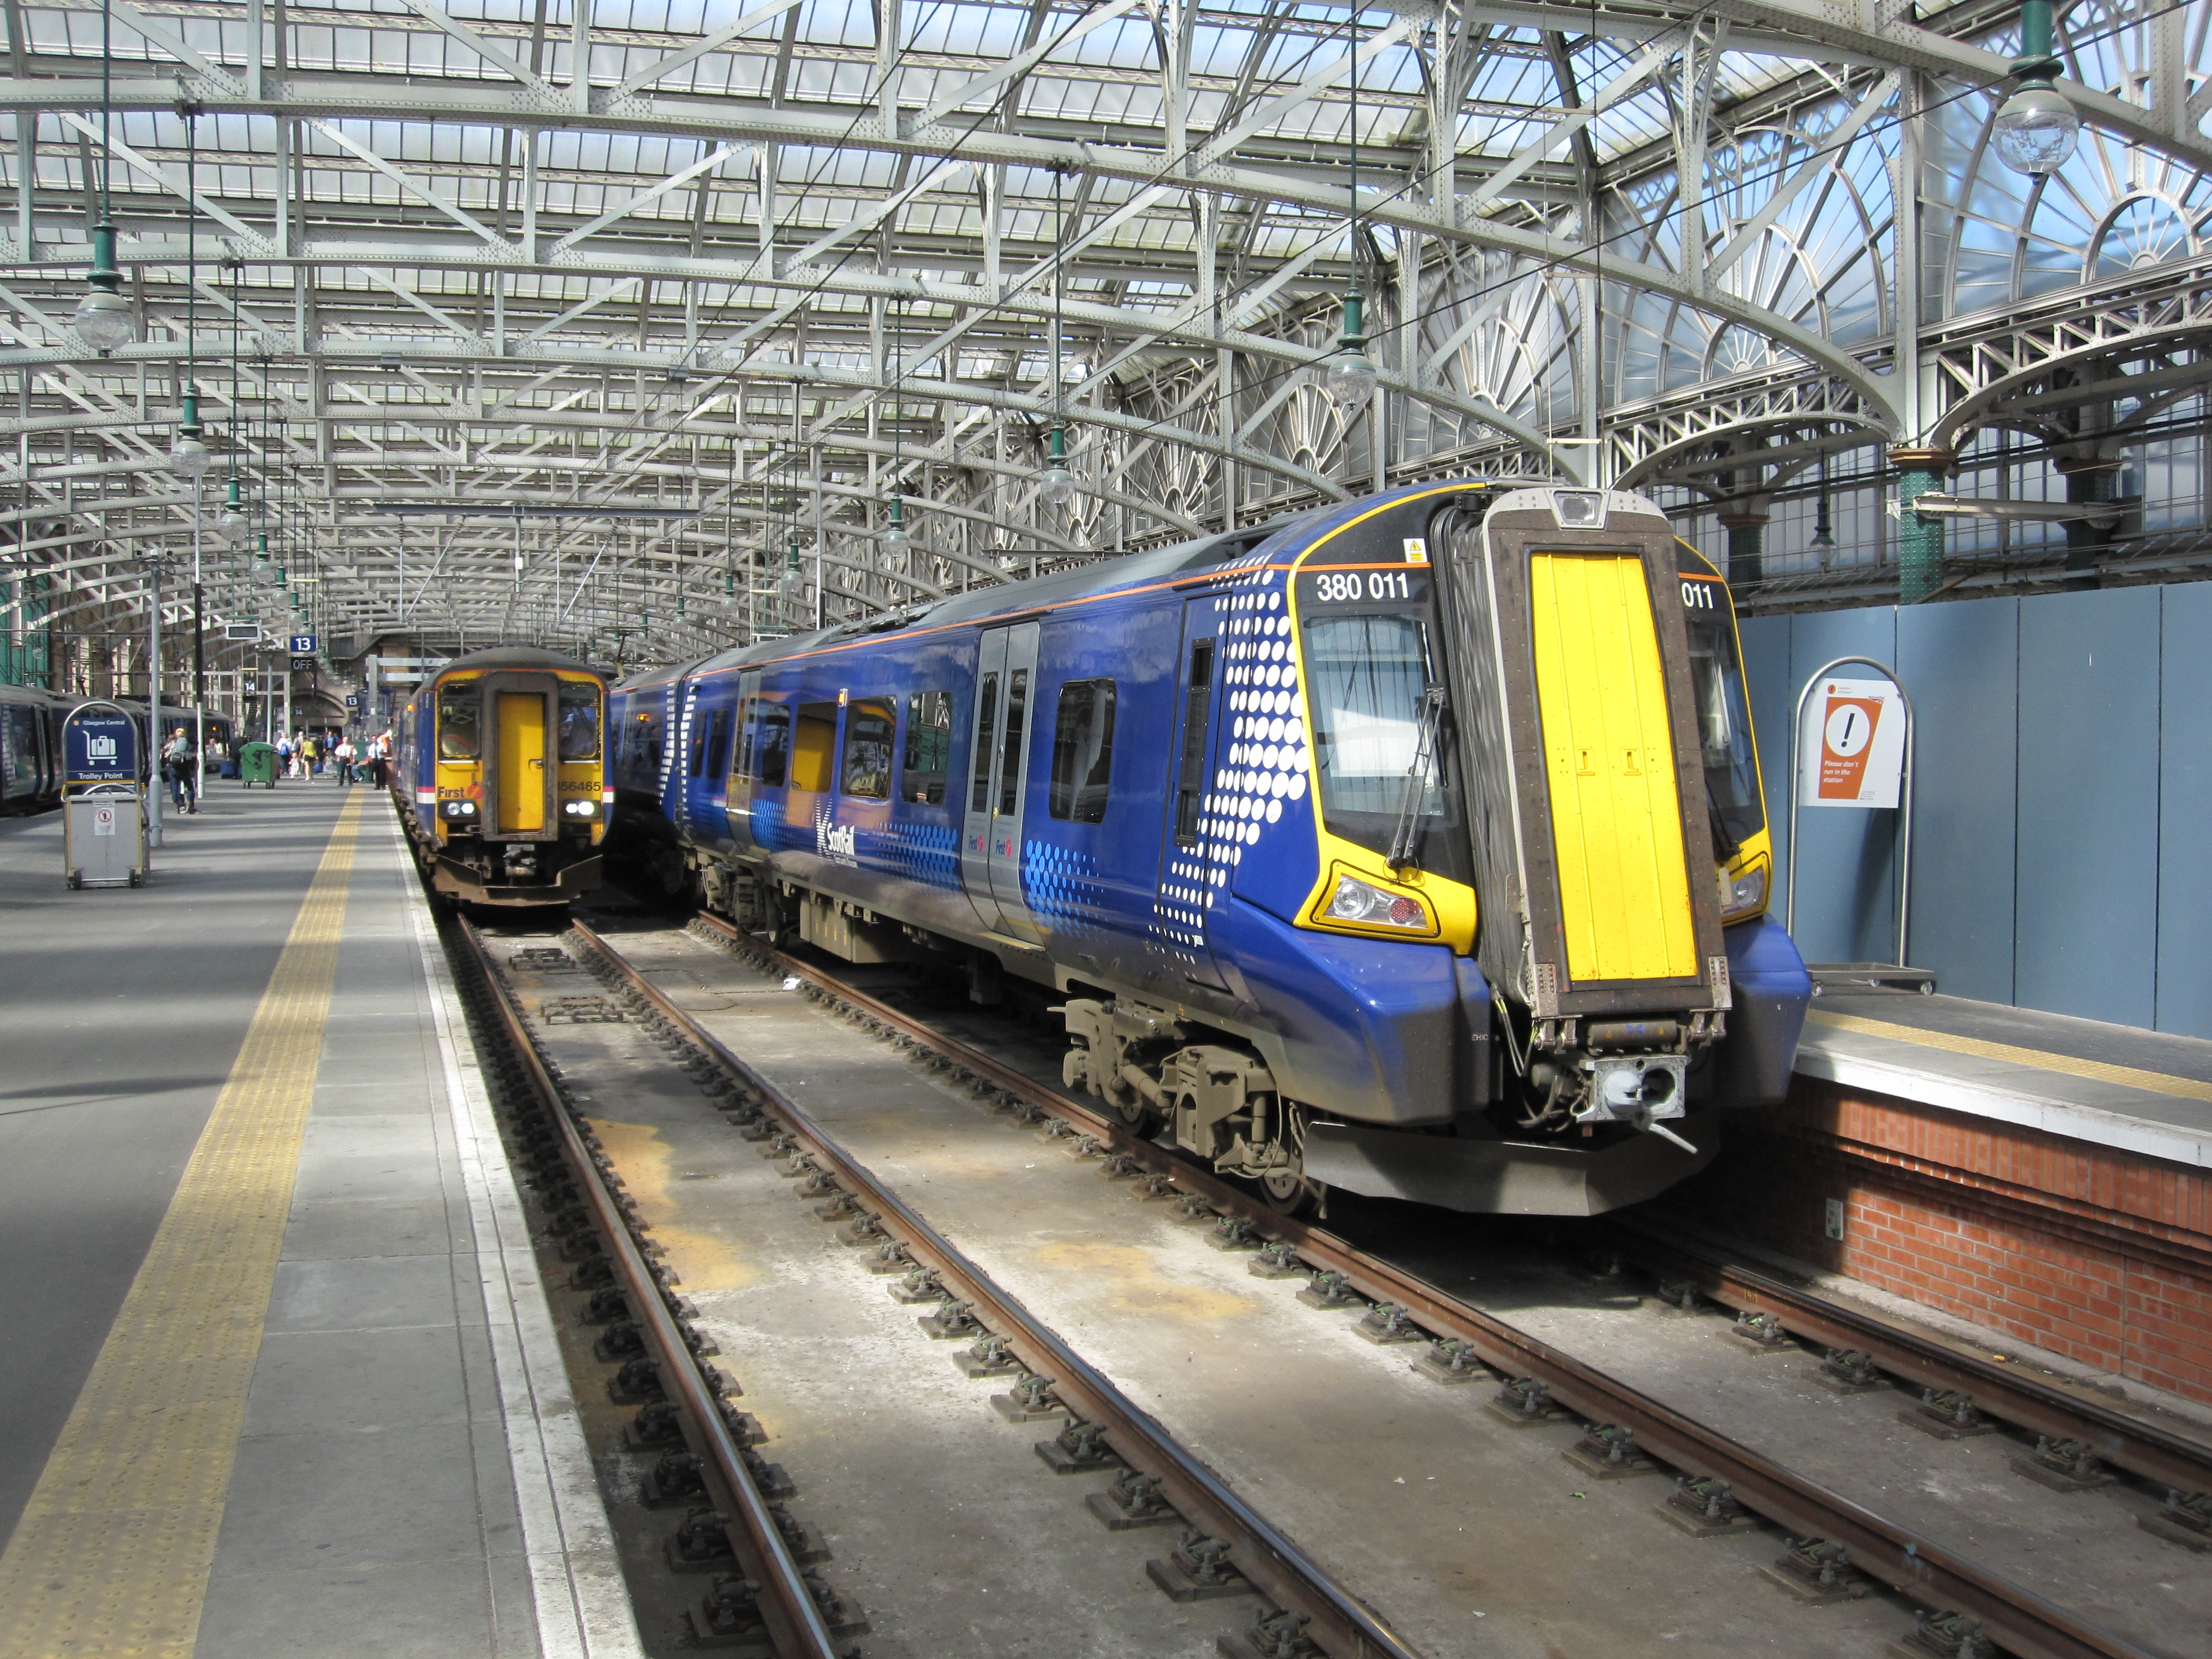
394;646;610;906
611;479;1810;1215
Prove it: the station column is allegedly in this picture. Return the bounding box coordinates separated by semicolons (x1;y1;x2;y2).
1890;446;1955;604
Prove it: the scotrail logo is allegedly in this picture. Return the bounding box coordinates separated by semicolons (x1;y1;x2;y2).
813;805;857;866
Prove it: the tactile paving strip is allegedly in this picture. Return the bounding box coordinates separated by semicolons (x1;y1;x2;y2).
0;792;365;1659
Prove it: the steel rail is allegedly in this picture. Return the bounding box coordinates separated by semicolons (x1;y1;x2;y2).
1608;1215;2212;1498
566;919;1423;1659
674;910;2164;1659
450;916;843;1659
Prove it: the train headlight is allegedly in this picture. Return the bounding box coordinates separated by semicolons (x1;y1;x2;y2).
1551;489;1606;530
440;799;477;820
1324;872;1431;931
562;798;598;818
1720;862;1767;921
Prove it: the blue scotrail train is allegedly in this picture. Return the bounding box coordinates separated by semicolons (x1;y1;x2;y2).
604;481;1811;1216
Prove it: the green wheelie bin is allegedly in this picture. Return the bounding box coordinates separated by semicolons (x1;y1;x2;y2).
239;741;279;788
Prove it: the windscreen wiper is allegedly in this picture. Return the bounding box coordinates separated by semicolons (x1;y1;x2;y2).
1387;684;1447;872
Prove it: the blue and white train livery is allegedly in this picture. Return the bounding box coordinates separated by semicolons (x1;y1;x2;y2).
610;480;1811;1215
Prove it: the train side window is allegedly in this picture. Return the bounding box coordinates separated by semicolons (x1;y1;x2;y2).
997;669;1028;816
6;707;36;791
1172;640;1214;846
437;686;479;760
1049;679;1117;824
733;699;757;781
703;707;732;784
970;674;999;811
754;705;790;787
841;698;895;799
557;684;600;760
904;690;952;805
790;701;838;791
625;711;661;775
687;712;707;776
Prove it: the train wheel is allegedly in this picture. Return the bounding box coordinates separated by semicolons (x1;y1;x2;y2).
1258;1171;1320;1217
1102;1095;1162;1138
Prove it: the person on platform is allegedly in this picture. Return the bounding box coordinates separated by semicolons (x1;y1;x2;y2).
336;735;357;785
161;726;197;814
275;731;293;781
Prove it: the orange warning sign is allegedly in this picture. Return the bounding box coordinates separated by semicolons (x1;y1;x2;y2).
1799;676;1905;810
1818;688;1885;800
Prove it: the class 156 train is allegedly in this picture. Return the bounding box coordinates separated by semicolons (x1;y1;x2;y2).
608;481;1810;1215
392;645;611;905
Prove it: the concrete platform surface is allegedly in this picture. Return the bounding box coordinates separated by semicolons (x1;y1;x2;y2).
1798;991;2212;1167
0;783;639;1659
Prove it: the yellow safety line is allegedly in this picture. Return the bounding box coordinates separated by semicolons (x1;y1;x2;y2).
0;791;367;1659
1807;1008;2212;1105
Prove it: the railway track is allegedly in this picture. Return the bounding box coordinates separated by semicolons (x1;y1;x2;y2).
445;915;848;1659
603;907;2209;1659
447;905;1420;1659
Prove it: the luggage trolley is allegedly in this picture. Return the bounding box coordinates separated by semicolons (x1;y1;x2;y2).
60;700;149;889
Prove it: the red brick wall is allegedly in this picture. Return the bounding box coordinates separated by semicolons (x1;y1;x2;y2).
1657;1079;2212;1404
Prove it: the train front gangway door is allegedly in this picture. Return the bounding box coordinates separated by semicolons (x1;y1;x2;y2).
497;692;547;834
1527;551;1697;983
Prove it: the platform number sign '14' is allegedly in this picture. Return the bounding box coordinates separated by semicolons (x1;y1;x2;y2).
1798;678;1906;809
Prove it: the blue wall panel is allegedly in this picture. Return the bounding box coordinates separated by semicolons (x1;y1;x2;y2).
2158;585;2212;1037
1898;597;2018;1004
1786;609;1901;965
2014;588;2162;1027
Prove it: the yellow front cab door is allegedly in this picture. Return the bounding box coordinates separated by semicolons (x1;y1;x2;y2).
497;693;546;832
1528;552;1697;984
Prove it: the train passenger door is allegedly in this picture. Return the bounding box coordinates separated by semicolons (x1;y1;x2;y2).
1157;601;1229;988
959;622;1045;942
726;671;763;849
495;693;547;833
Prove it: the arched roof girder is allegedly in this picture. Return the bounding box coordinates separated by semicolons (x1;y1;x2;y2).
0;73;1899;425
1614;412;1892;490
1927;322;2212;453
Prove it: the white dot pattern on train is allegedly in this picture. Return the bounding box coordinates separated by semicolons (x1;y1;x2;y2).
1150;551;1311;966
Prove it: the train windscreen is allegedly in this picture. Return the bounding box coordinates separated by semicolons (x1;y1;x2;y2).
437;684;480;760
557;683;601;760
1678;573;1763;859
1305;614;1442;820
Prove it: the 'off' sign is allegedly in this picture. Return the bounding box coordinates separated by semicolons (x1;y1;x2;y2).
1798;677;1906;809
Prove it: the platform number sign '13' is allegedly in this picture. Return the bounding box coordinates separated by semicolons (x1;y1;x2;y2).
1798;678;1906;809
